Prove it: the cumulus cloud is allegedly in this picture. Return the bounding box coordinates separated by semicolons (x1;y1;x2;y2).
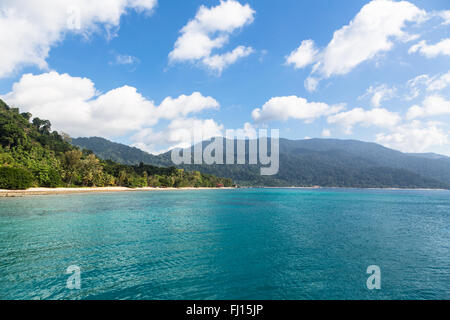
360;84;397;107
1;72;219;139
0;0;157;78
252;96;344;123
285;0;425;89
407;95;450;120
317;0;424;77
285;40;319;69
327;107;401;134
168;0;255;73
409;39;450;58
376;120;448;153
156;92;219;120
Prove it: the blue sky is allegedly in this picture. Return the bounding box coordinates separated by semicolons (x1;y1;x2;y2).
0;0;449;155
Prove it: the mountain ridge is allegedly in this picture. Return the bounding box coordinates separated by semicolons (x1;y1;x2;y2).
72;136;450;189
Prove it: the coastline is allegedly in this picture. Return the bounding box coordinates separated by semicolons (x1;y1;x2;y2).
0;187;235;197
1;186;447;197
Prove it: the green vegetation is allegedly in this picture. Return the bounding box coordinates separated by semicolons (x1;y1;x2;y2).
0;167;34;190
0;99;232;190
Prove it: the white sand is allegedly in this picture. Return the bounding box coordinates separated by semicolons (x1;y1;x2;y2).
0;187;234;197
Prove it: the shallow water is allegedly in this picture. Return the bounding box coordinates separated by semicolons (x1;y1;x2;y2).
0;188;449;300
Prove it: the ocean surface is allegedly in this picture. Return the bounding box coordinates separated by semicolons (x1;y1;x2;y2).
0;188;448;300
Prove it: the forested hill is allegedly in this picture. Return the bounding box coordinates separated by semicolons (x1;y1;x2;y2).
0;99;232;189
72;137;166;166
72;136;450;189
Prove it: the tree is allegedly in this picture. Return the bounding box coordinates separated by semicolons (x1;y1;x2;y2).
21;112;32;121
80;154;103;186
32;118;51;134
63;150;83;185
0;167;34;190
118;170;128;186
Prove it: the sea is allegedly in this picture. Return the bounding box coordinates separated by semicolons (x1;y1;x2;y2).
0;188;448;300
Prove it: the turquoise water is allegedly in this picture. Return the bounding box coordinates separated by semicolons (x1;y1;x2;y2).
0;188;449;300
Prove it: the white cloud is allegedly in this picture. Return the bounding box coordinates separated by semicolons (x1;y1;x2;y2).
409;39;450;58
327;107;401;134
285;0;425;89
168;0;255;73
407;95;450;120
156;92;219;120
252;96;344;123
2;72;219;139
202;46;254;74
286;40;319;69
0;0;157;78
376;120;448;153
87;85;157;136
321;129;331;137
318;0;424;77
361;84;397;107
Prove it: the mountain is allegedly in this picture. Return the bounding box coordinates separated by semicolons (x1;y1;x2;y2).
0;99;232;189
276;139;450;186
72;137;166;166
71;136;450;189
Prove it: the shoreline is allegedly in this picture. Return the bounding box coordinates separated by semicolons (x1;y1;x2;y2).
0;187;235;197
1;186;447;197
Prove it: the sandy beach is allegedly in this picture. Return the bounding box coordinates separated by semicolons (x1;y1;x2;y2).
1;186;446;197
0;187;235;197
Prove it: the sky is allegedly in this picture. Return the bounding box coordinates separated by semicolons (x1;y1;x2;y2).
0;0;449;155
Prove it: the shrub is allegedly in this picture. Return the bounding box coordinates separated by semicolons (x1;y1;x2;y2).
41;168;63;188
0;166;34;190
